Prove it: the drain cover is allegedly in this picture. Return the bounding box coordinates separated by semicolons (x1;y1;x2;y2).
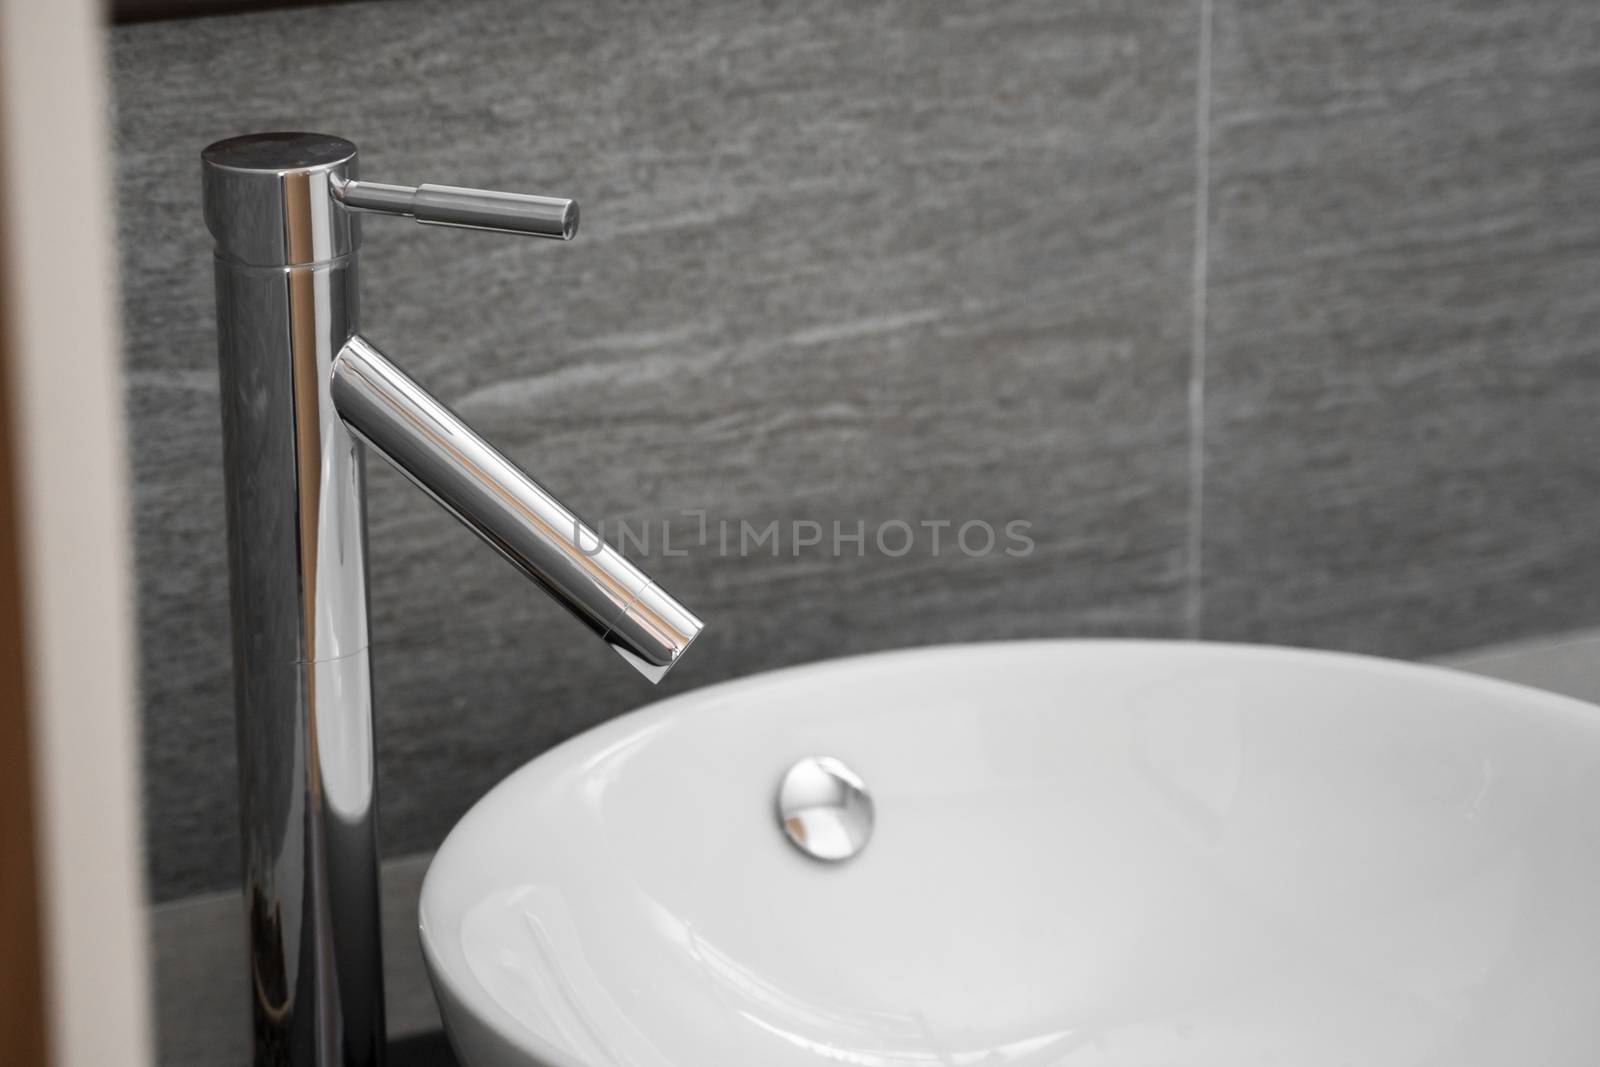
777;756;874;862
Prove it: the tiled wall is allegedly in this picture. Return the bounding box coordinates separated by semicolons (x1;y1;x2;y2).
1202;0;1600;654
112;0;1600;905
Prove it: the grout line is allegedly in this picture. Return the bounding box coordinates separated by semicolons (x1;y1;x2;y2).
1185;0;1215;641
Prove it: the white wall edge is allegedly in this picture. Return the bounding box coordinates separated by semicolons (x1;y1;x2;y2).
0;0;153;1064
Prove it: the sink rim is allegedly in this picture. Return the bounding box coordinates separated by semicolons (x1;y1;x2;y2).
417;637;1600;1067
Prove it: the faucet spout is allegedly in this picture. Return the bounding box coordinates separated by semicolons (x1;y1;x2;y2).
330;334;702;681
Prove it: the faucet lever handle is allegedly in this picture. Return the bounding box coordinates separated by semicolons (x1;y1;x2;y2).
334;178;578;240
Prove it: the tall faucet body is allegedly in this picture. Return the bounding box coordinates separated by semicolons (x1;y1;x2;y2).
202;133;701;1067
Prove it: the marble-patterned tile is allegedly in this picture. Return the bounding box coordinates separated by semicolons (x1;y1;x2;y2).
113;0;1199;900
1202;0;1600;658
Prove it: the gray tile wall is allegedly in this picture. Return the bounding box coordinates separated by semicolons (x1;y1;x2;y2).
1202;0;1600;657
112;0;1600;905
114;0;1201;902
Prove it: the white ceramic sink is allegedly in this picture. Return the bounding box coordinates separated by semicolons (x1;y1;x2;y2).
419;640;1600;1067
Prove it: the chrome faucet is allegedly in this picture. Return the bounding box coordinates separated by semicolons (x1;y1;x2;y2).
201;132;702;1067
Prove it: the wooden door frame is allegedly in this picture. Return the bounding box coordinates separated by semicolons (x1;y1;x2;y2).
0;118;49;1067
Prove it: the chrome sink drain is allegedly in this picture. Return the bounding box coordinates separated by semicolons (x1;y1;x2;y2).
777;756;874;862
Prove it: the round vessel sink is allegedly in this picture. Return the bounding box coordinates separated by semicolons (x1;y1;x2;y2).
420;640;1600;1066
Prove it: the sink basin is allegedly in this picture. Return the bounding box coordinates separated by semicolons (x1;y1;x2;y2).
419;640;1600;1066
